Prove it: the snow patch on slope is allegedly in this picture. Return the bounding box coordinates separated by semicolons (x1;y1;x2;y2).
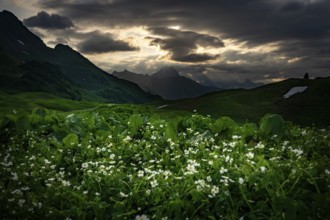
17;40;24;45
283;86;308;98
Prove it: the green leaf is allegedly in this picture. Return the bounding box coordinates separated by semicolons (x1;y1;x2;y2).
32;107;48;117
0;116;15;130
164;123;177;141
209;116;238;136
62;133;79;147
259;114;286;137
15;115;30;133
128;114;144;135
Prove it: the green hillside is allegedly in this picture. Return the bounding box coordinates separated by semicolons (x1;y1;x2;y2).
160;77;330;126
0;10;156;104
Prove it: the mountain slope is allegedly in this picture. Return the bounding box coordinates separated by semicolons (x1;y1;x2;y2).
113;67;218;100
162;77;330;126
0;10;155;103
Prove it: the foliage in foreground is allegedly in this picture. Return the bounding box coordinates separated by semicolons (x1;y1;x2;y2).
0;106;330;219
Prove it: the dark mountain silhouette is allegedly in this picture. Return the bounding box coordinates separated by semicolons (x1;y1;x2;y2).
113;67;218;100
0;10;155;103
180;71;261;89
152;66;180;79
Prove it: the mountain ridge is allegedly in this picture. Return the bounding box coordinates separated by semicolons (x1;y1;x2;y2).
0;10;155;103
113;67;218;100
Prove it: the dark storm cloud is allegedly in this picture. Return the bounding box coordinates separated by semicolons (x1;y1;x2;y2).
23;11;74;29
77;34;138;54
37;0;330;59
147;27;223;62
37;0;330;41
174;53;219;63
149;27;224;47
279;1;306;12
37;0;330;79
43;29;139;53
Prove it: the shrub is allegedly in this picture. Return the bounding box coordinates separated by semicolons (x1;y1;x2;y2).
209;116;238;136
259;114;286;137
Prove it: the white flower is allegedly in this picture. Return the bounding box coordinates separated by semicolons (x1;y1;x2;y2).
206;176;212;182
11;172;18;181
119;192;128;198
18;199;25;207
229;142;236;148
220;167;228;174
232;135;240;140
255;142;265;149
186;164;196;174
246;152;254;159
135;214;149;220
209;185;220;198
123;136;132;142
195;179;207;191
260;166;266;172
238;177;244;185
325;169;330;175
150;180;158;188
291;149;303;157
138;170;144;177
83;191;88;195
184;160;200;175
95;192;100;196
11;189;22;195
146;189;151;196
62;180;71;187
21;186;30;191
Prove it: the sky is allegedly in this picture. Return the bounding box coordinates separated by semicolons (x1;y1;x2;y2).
1;0;330;85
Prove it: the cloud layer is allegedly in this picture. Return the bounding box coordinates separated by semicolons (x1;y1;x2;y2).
77;34;138;54
9;0;330;83
23;11;74;29
147;27;223;62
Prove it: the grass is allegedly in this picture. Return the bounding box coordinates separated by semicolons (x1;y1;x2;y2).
0;97;329;219
159;77;330;126
0;92;99;115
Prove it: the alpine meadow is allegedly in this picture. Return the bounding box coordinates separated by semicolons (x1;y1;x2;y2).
1;1;330;219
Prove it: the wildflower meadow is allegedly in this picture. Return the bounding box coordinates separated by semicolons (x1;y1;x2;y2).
0;106;329;219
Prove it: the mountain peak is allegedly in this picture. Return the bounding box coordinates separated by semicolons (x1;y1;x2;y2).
0;10;21;25
153;66;180;78
1;10;17;18
55;44;74;51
